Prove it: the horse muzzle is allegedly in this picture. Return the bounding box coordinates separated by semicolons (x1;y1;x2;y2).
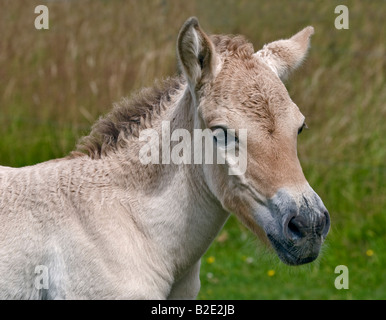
265;188;330;266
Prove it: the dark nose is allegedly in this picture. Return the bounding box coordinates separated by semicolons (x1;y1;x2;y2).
285;210;330;241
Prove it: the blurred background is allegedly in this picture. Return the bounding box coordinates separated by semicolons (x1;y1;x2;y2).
0;0;385;299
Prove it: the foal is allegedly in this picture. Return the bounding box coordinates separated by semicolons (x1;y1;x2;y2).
0;17;329;299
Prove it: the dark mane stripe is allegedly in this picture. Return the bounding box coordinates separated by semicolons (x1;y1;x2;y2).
74;76;182;159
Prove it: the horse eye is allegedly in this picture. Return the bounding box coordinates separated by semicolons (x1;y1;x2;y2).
298;122;308;135
212;126;228;145
211;126;239;148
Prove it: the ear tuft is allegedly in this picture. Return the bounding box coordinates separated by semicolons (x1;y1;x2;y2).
255;26;315;81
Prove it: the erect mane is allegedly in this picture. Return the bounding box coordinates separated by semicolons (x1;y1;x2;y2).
72;35;253;160
210;34;255;58
73;76;183;159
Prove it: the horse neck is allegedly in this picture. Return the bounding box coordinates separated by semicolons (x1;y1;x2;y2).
115;87;229;275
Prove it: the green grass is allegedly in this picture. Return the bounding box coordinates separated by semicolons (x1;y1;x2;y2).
0;0;385;299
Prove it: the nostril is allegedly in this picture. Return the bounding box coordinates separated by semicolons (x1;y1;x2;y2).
322;211;331;237
287;217;305;240
315;211;330;237
288;218;300;236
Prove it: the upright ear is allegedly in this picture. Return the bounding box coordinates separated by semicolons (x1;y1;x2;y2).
254;26;314;81
177;17;217;93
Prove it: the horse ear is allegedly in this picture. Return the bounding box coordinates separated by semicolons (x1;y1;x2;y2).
254;26;314;81
177;17;217;92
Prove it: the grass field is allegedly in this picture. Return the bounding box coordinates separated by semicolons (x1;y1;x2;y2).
0;0;385;299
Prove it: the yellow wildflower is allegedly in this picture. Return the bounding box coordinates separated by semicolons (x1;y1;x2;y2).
267;270;275;277
366;249;374;257
206;256;215;264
